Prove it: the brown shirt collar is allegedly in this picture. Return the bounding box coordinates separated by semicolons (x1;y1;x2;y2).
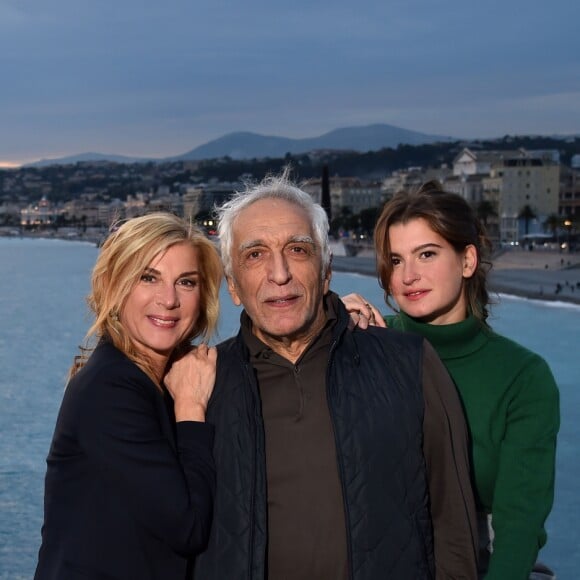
240;293;339;364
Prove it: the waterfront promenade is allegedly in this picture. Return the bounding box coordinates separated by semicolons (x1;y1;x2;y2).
332;248;580;306
5;230;580;305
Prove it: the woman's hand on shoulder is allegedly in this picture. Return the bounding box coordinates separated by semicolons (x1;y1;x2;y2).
341;293;386;330
165;344;217;422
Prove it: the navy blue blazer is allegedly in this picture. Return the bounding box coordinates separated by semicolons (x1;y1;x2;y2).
35;340;215;580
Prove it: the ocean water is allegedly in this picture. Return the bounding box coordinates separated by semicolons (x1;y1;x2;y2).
0;238;578;579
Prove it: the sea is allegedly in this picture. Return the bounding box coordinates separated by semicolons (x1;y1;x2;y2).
0;237;578;579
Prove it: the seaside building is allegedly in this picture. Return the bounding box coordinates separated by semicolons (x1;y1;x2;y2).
61;198;101;227
0;200;22;227
443;174;485;205
147;191;183;216
124;192;149;219
99;199;126;227
382;166;452;201
560;166;580;218
182;183;237;221
452;149;515;177
302;177;385;219
20;195;60;227
382;168;425;200
450;148;560;245
489;151;559;244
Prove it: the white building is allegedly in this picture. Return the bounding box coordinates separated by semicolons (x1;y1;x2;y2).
302;177;385;219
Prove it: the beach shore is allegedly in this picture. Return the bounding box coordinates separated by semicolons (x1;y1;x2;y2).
6;231;580;306
332;248;580;306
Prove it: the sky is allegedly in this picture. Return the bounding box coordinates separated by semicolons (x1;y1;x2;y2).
1;0;578;167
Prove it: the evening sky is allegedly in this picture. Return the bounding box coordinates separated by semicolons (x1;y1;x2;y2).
1;0;578;166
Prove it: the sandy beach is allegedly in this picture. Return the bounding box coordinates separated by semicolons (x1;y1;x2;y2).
332;249;580;306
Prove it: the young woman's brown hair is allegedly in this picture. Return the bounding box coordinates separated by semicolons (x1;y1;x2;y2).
374;180;493;323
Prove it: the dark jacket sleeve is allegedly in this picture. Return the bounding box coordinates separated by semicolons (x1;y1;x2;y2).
75;356;215;555
421;339;478;579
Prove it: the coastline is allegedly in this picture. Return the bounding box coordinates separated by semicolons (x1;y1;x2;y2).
332;250;580;306
4;232;580;306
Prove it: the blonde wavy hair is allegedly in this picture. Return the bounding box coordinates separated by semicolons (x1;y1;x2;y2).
71;212;223;384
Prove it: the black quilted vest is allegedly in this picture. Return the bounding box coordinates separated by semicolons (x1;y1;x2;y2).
195;299;434;579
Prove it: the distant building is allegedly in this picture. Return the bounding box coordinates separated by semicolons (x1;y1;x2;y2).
20;195;60;227
125;193;150;219
560;166;580;218
302;177;384;219
182;183;237;221
482;150;560;244
61;198;101;227
148;192;182;216
452;148;512;177
382;169;425;200
443;174;484;205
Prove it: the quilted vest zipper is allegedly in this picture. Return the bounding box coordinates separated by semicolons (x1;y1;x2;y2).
243;360;267;579
325;334;355;580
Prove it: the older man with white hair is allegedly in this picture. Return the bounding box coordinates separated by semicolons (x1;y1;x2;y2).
167;171;478;579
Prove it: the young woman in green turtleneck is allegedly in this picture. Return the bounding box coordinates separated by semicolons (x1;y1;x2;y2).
344;182;559;580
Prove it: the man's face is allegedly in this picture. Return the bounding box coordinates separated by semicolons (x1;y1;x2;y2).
227;198;331;356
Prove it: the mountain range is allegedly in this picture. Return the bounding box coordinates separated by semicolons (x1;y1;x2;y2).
27;123;456;167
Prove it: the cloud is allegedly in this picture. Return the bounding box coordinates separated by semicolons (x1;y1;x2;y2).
0;0;579;164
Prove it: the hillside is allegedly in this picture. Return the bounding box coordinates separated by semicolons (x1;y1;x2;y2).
24;123;455;167
171;123;455;161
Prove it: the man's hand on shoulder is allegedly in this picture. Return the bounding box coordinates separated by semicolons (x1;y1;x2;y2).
340;293;386;330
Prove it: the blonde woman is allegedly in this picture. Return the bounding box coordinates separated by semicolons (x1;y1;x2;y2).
35;213;222;580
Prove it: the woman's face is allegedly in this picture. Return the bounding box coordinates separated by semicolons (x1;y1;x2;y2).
388;218;476;325
121;242;201;373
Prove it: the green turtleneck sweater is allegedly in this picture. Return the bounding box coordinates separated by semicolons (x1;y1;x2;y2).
386;312;559;580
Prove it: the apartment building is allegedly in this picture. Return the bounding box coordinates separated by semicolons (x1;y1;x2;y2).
20;195;59;226
443;174;484;205
302;176;385;219
452;149;511;177
560;165;580;218
451;148;560;244
182;183;237;220
382;168;425;200
489;153;559;244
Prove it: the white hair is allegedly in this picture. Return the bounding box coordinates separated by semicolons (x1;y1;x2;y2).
216;169;331;278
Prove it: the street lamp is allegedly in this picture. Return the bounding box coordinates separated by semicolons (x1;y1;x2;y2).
563;219;572;252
